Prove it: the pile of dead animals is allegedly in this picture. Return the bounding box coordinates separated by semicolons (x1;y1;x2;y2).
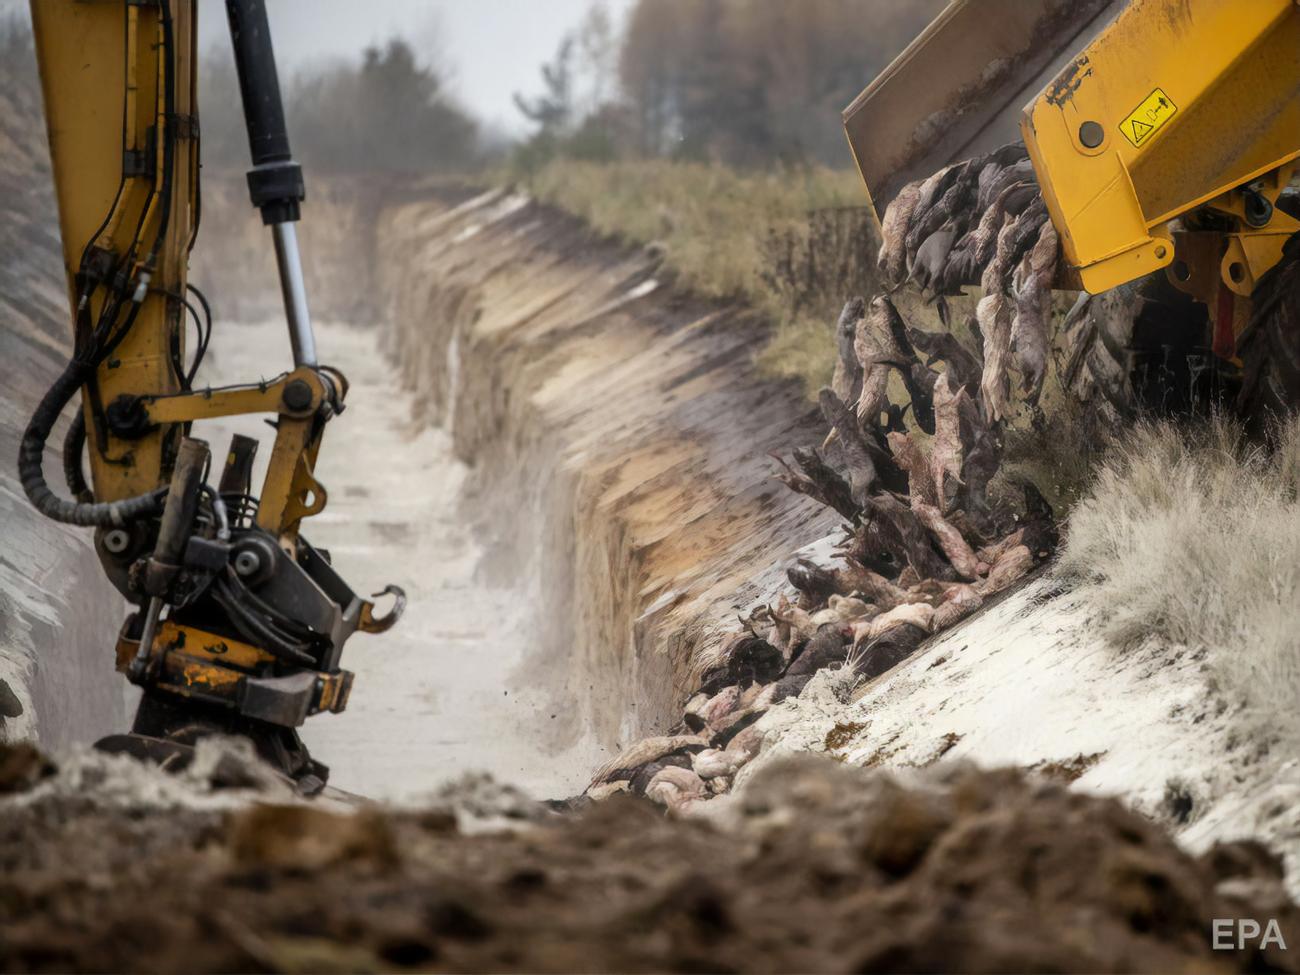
582;145;1067;814
879;141;1057;420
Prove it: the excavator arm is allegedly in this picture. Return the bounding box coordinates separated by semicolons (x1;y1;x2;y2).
22;0;402;789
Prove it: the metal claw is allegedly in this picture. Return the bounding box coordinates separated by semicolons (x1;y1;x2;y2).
358;584;406;634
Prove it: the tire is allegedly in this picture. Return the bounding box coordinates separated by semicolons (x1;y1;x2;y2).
1236;232;1300;425
1060;272;1231;420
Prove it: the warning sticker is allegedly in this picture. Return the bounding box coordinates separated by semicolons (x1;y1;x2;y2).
1121;88;1177;147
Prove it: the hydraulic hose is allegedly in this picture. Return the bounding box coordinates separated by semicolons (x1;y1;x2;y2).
213;570;315;667
18;355;164;527
22;0;179;530
61;408;92;501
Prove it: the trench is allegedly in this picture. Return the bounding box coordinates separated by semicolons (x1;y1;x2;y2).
188;179;836;798
2;163;836;799
197;317;605;799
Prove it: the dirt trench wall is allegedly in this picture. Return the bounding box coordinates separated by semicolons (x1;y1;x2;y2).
195;178;837;749
372;188;836;742
0;76;126;747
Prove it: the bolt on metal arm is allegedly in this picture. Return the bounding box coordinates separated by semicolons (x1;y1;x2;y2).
225;0;316;367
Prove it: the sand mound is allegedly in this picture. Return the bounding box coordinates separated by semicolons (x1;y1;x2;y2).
2;742;1295;973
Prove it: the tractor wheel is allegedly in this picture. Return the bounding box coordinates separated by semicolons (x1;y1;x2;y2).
1236;232;1300;426
1059;272;1233;421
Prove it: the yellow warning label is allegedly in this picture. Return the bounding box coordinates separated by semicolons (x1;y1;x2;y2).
1121;88;1177;147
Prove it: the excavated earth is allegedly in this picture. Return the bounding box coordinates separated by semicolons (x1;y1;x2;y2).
3;743;1300;974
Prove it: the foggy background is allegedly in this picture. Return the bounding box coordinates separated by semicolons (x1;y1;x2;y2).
0;0;635;137
1;0;938;174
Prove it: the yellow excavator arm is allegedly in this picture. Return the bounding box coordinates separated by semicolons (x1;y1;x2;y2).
31;0;198;510
22;0;402;789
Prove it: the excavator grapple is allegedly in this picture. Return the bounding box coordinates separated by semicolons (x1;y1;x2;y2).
22;0;403;789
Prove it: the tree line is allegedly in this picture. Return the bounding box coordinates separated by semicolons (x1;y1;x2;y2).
200;38;481;174
516;0;943;171
5;1;944;176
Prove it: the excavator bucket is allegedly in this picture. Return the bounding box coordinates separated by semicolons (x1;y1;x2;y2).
843;0;1125;223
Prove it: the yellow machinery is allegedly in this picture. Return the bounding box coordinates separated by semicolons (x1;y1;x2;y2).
22;0;402;789
1020;0;1299;339
845;0;1299;394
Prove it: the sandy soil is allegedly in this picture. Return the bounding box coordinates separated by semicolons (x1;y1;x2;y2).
743;564;1300;898
2;741;1297;974
0;70;127;749
197;319;610;801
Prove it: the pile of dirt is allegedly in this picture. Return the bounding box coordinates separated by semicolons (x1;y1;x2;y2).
1;742;1295;973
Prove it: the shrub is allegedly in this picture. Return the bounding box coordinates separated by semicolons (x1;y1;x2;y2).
1061;414;1300;736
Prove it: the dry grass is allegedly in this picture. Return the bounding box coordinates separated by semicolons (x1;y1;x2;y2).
755;314;839;395
521;159;872;395
1062;414;1300;735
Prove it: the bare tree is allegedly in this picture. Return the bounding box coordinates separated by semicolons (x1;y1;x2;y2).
514;36;577;139
576;1;618;115
617;0;943;166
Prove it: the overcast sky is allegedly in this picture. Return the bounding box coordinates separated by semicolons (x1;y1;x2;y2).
3;0;633;136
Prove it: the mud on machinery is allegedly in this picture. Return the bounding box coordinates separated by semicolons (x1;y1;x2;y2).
19;0;403;792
